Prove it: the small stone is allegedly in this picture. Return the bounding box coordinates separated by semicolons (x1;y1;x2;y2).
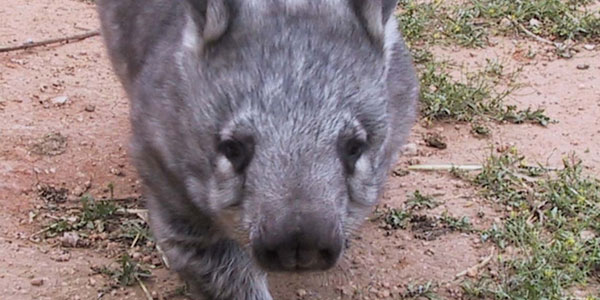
577;64;590;70
72;186;85;197
30;278;44;286
61;232;80;248
580;230;595;241
296;289;307;297
378;289;391;298
52;252;71;262
84;104;96;112
89;277;96;286
583;44;596;51
400;143;418;156
132;252;142;260
466;268;478;278
110;167;124;177
51;96;69;105
499;18;512;29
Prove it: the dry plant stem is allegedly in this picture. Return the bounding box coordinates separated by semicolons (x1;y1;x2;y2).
136;276;154;300
510;19;562;48
0;30;100;53
453;248;495;281
408;164;483;171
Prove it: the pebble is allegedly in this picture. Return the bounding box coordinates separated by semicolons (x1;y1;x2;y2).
132;252;142;260
400;143;418;156
52;252;71;262
296;289;307;297
61;232;80;248
51;96;69;105
466;268;478;278
84;104;96;112
577;64;590;70
30;278;44;286
583;44;596;51
110;167;124;176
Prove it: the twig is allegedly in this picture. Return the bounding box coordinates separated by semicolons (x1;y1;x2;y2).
408;164;483;171
510;19;562;48
454;248;495;281
136;275;154;300
29;227;51;242
130;232;141;249
0;30;100;53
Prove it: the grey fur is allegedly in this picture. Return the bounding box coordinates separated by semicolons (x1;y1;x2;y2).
97;0;418;299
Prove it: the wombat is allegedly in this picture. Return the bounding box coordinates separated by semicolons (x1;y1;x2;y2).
97;0;418;299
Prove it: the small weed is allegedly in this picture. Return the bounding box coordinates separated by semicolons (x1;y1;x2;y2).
44;195;119;237
81;195;118;222
440;212;474;233
405;190;441;210
423;132;447;149
499;105;553;126
118;219;152;245
97;254;152;287
382;208;412;230
401;281;441;299
471;122;491;136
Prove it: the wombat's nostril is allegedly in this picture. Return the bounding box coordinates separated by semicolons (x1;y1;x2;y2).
319;248;335;263
265;249;278;260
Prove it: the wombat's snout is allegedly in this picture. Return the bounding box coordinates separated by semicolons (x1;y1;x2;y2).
252;214;343;272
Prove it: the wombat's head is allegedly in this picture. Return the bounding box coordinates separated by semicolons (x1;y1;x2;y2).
100;0;416;272
194;0;415;272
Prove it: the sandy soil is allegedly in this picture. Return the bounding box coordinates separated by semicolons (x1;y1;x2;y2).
1;0;598;299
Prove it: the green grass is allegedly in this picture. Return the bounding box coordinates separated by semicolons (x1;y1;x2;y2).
417;55;550;124
465;149;600;299
397;0;600;48
471;0;600;42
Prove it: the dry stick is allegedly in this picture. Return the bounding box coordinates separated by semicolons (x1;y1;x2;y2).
510;19;561;48
453;247;495;281
408;164;483;171
0;30;100;53
136;276;154;300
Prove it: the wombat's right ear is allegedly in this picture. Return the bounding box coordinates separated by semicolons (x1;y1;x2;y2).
350;0;399;47
186;0;230;43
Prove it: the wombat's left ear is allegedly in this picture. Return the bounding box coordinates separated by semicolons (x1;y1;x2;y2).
187;0;230;43
350;0;398;45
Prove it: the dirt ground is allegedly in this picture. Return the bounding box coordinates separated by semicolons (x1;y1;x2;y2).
1;0;599;299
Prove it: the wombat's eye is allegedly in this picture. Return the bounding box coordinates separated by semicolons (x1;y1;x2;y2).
217;139;253;173
341;138;367;173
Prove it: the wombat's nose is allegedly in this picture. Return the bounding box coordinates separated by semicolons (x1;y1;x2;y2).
253;217;343;272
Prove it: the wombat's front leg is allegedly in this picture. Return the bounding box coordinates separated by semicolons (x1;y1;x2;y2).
165;239;272;300
149;206;272;300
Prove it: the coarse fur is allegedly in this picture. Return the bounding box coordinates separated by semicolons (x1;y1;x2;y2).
97;0;418;299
